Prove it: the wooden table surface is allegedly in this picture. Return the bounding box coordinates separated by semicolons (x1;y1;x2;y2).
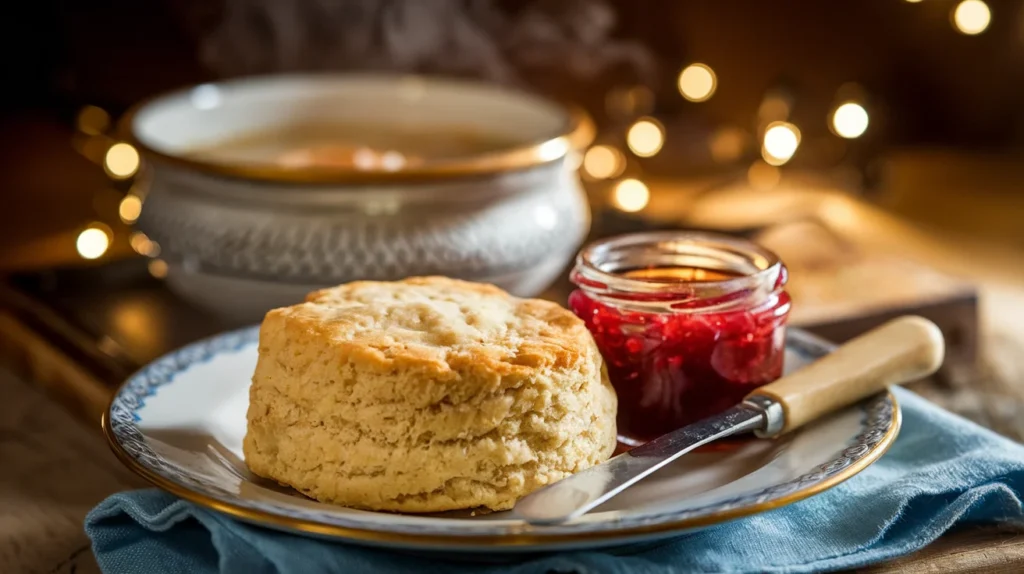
0;367;143;574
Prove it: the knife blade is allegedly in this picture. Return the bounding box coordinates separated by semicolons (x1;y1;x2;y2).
514;399;771;525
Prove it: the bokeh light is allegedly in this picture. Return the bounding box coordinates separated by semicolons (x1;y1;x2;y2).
626;118;665;158
105;143;140;179
762;122;801;166
76;224;111;260
953;0;991;35
612;179;650;212
76;106;110;136
583;145;625;179
118;194;143;223
148;259;169;278
129;231;154;255
677;64;717;102
831;102;870;139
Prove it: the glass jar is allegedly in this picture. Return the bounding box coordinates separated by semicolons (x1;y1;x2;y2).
569;232;791;445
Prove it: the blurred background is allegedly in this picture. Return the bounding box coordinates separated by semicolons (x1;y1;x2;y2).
2;0;1024;431
5;0;1024;267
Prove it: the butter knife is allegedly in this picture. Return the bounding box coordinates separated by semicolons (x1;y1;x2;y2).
514;315;945;525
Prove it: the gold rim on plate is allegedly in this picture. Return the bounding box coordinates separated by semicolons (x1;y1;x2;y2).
101;389;900;548
118;76;596;185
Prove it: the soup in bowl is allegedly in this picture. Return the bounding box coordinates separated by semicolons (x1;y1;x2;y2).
126;74;594;321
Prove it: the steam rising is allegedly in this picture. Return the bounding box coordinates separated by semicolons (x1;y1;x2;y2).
201;0;654;86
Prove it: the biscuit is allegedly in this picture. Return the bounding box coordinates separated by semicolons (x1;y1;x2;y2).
243;276;617;512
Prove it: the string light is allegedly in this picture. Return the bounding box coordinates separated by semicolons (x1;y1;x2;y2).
76;106;110;135
831;102;870;139
677;64;717;102
76;224;111;260
129;231;160;257
953;0;991;35
612;179;650;212
118;194;143;223
762;122;801;166
626;118;665;158
148;259;169;278
104;143;140;179
583;145;625;179
129;231;153;255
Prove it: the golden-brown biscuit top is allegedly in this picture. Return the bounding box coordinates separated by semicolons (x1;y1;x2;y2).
262;276;594;378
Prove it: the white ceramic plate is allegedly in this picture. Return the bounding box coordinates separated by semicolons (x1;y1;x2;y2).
104;327;899;553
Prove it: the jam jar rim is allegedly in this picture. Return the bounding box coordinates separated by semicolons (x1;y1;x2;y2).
571;231;785;313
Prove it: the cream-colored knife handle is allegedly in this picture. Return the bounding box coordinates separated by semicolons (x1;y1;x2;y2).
748;315;944;437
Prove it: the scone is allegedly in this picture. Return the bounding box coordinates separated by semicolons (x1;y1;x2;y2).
243;276;617;513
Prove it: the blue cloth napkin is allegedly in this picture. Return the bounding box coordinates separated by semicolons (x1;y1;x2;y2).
86;388;1024;574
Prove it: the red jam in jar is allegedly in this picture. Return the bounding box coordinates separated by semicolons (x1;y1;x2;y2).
569;232;791;445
